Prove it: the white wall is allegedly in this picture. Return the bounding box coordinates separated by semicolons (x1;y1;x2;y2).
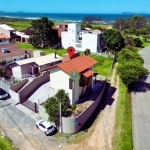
50;67;73;104
82;34;98;53
74;79;82;104
9;89;20;102
12;66;22;79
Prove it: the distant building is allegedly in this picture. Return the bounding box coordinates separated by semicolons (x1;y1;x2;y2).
0;44;33;66
61;23;103;53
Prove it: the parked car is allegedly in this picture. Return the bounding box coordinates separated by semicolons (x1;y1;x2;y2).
36;120;55;136
0;88;8;99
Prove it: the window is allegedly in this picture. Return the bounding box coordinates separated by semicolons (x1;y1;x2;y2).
79;37;82;41
69;78;73;89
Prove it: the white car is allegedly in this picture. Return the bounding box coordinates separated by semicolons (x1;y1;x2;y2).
36;120;55;136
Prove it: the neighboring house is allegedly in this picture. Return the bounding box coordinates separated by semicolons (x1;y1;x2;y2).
53;23;68;38
0;44;33;67
0;24;16;39
50;54;98;105
15;31;29;43
0;34;10;44
10;52;62;80
61;23;103;53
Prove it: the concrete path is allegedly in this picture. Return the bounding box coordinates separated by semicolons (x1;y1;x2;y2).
0;100;60;150
28;82;55;104
132;46;150;150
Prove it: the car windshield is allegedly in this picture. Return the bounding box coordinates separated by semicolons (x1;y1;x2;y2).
47;126;53;130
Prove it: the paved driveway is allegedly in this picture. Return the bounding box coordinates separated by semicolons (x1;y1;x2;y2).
132;46;150;150
28;82;55;104
0;100;59;150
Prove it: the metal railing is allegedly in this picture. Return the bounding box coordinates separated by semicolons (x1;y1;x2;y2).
22;74;35;79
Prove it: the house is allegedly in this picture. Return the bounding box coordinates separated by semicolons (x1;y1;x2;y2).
0;34;10;44
61;23;103;53
0;44;33;67
10;52;62;80
50;54;98;105
0;24;16;39
53;23;68;38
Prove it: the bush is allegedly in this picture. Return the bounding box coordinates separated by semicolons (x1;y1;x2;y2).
134;38;142;47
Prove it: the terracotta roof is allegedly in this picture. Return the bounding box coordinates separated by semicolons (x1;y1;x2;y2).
0;34;10;39
0;44;33;59
57;55;97;74
83;70;94;77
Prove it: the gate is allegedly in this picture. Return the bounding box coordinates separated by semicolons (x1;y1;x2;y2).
21;98;39;113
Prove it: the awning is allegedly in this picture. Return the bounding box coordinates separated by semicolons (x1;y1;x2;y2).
83;70;94;78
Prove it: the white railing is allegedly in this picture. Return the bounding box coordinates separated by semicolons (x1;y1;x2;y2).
22;74;35;79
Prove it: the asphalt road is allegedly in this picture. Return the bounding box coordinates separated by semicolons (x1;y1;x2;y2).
132;46;150;150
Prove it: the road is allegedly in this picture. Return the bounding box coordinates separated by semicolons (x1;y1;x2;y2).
132;46;150;150
0;100;59;150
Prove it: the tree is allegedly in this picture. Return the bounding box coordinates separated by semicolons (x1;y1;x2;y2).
70;104;77;116
113;17;126;30
102;29;124;51
126;15;147;29
82;16;102;24
117;48;144;64
134;38;143;47
117;61;148;85
44;96;59;122
44;89;68;122
55;89;68;116
29;16;59;48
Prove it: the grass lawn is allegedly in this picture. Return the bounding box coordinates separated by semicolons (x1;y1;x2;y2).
112;78;132;150
0;133;18;150
89;54;114;76
6;22;31;30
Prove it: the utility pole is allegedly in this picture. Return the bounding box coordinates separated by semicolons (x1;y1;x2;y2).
59;98;62;133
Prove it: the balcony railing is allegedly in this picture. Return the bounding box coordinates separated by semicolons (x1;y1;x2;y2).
22;74;35;79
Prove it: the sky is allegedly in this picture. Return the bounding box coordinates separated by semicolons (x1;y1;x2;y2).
0;0;150;14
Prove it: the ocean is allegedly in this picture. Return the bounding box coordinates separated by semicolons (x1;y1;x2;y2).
0;12;150;22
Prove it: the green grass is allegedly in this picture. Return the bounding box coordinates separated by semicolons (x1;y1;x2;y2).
89;54;114;76
6;22;31;30
112;78;132;150
16;42;66;56
0;133;18;150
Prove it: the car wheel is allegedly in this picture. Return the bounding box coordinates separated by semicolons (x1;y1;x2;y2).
36;125;39;129
44;132;48;136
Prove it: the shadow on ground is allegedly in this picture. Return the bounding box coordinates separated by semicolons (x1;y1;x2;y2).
80;83;116;131
129;75;150;93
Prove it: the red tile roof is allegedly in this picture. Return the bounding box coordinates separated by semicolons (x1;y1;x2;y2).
83;70;94;77
57;55;97;74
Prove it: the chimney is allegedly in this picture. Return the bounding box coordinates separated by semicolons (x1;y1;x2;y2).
54;52;57;59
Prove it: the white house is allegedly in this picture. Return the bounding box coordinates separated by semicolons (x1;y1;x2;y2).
50;54;98;105
0;24;15;38
10;52;62;80
61;23;102;53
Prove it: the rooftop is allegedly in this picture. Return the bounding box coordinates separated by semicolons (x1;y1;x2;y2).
15;53;62;66
0;44;33;59
57;55;97;74
0;24;15;31
0;34;10;39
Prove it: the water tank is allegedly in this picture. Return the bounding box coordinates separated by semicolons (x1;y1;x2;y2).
2;48;7;53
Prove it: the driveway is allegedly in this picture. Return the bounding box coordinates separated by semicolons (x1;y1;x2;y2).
0;100;60;150
132;46;150;150
28;82;55;104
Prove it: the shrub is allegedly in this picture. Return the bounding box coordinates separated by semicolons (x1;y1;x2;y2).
134;38;142;47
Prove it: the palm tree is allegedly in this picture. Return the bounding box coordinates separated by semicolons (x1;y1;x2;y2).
70;104;77;117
